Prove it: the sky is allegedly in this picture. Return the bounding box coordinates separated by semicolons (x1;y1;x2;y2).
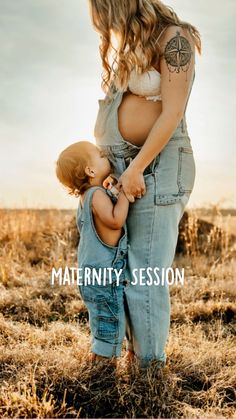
0;0;236;209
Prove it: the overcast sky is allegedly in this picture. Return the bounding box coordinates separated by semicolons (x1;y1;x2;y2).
1;0;236;208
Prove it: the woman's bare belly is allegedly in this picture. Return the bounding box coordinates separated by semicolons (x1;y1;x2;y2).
118;92;162;146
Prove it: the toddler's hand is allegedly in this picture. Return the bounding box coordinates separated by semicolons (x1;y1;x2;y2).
103;174;120;191
116;166;146;203
103;177;113;190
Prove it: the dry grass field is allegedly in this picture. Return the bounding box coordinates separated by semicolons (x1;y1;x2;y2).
0;208;235;418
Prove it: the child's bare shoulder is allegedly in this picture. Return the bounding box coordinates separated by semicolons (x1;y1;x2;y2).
92;188;107;201
91;188;112;214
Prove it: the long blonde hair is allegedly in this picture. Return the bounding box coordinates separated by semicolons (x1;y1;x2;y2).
88;0;201;94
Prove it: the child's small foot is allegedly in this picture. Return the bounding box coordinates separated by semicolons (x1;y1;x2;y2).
122;350;137;382
124;349;136;363
89;352;117;367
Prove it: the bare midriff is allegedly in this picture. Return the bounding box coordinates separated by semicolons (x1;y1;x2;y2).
118;90;162;147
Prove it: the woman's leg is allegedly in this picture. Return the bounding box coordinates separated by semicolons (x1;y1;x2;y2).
124;175;189;368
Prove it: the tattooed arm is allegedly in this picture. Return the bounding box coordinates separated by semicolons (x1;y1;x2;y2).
116;25;195;201
127;25;195;173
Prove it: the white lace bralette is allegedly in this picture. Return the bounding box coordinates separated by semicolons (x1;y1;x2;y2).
128;66;162;102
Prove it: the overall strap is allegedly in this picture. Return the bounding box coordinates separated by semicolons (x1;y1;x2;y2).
76;186;103;227
80;185;119;223
82;186;105;218
76;199;83;228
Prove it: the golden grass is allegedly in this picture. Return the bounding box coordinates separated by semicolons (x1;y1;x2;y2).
0;208;235;418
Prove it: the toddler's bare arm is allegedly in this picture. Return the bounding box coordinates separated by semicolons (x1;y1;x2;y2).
92;189;129;230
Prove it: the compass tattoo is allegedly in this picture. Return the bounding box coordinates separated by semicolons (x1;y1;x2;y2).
163;31;193;81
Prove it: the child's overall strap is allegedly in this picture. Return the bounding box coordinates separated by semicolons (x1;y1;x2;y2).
77;185;118;227
82;186;107;223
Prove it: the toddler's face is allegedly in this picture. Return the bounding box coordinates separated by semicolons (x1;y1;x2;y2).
89;145;112;180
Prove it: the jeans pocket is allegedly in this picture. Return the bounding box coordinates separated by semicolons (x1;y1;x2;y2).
95;295;119;339
177;146;196;193
154;193;184;205
78;269;116;303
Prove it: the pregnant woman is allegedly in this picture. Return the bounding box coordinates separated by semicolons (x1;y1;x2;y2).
87;0;201;368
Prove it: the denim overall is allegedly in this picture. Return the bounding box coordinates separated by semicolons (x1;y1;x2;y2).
93;80;196;368
76;185;128;357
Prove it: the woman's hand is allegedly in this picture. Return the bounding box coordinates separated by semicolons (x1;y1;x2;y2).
116;165;146;203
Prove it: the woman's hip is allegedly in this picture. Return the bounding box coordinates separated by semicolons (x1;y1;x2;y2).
98;134;196;198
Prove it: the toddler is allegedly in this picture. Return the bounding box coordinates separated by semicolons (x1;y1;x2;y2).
56;140;130;366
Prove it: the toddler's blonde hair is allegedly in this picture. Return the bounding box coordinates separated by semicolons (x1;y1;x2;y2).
56;141;93;196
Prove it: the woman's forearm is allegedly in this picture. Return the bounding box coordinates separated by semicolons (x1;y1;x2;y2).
130;110;183;173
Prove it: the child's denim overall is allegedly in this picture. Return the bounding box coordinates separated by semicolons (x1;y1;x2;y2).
93;82;196;368
76;185;128;357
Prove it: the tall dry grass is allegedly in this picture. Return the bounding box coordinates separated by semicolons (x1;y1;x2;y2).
0;208;235;418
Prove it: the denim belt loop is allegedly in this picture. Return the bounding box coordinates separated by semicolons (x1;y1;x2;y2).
124;156;133;167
